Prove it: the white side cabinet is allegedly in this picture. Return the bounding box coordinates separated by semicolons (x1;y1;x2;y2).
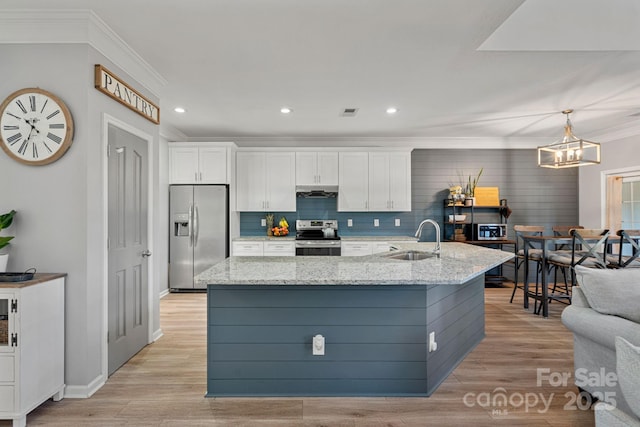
295;152;338;186
169;143;228;184
236;151;296;212
0;275;65;427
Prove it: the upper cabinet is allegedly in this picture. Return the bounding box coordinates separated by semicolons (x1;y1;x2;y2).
236;151;296;212
169;143;228;184
368;152;411;211
338;150;411;212
295;152;339;186
338;152;369;211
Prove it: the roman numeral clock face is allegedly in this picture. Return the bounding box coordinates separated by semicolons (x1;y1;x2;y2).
0;88;74;165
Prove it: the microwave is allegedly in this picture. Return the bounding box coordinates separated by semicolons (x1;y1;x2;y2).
476;224;507;240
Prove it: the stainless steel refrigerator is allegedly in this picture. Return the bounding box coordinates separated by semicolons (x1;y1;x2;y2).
169;185;228;290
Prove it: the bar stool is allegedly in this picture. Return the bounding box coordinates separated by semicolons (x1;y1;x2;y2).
510;225;545;304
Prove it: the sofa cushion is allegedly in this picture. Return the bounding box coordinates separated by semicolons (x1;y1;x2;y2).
574;265;640;323
616;337;640;418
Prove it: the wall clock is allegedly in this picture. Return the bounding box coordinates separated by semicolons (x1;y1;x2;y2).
0;88;74;165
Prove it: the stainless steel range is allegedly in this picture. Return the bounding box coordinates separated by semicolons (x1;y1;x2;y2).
295;220;341;256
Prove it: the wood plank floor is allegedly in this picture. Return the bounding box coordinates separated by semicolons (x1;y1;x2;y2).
3;285;595;426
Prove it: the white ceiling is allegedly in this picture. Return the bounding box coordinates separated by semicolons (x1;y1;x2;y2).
2;0;640;147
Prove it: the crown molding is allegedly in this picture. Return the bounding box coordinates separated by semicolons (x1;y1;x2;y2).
185;136;549;149
0;9;166;98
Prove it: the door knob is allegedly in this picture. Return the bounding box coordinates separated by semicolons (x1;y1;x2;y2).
142;250;152;257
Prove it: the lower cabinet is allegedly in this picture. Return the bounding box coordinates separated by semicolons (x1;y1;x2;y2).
232;240;295;257
264;241;295;257
0;276;65;427
341;241;391;256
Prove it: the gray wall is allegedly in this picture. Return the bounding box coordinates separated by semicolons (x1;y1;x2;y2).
579;136;640;228
412;148;580;241
0;43;161;392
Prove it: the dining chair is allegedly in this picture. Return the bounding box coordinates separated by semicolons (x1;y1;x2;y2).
547;228;610;286
548;225;584;298
510;225;545;304
616;229;640;268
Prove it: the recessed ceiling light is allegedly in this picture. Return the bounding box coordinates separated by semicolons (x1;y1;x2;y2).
174;107;186;113
386;107;398;114
280;107;292;114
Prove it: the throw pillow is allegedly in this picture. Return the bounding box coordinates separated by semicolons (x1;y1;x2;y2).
615;337;640;418
574;265;640;323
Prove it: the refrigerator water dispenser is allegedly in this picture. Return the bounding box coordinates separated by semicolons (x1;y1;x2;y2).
173;213;190;236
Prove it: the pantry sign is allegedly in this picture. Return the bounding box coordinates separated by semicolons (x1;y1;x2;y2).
94;64;160;124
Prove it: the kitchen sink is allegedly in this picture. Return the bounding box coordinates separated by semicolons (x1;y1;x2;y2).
383;250;437;261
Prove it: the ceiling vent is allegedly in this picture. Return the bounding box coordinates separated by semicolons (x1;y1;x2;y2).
340;108;359;117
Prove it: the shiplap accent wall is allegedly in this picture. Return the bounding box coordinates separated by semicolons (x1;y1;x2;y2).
412;149;579;240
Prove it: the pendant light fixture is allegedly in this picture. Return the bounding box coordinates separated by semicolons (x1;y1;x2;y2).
537;109;601;169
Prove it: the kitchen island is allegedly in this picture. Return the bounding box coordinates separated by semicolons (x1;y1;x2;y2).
198;242;513;397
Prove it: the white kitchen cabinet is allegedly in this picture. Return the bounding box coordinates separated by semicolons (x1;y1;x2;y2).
368;152;411;211
341;241;373;256
236;151;296;212
264;241;295;256
341;241;393;256
0;276;65;427
295;152;338;186
169;144;228;184
338;152;369;212
232;240;295;256
232;241;264;256
371;241;391;254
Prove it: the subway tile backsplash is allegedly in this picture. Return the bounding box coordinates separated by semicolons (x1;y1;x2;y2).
240;197;416;237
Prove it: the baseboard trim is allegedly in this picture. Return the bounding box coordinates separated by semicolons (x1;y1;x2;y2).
64;374;106;398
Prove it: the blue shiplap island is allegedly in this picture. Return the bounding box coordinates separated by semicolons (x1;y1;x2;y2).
197;242;513;397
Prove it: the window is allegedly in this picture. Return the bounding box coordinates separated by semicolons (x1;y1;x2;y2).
621;176;640;229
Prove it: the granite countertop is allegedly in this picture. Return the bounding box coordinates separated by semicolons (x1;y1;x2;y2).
197;242;514;286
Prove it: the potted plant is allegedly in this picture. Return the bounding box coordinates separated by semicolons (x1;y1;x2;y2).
0;210;16;272
464;168;483;206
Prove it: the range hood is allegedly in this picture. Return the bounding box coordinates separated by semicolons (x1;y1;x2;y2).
296;185;338;198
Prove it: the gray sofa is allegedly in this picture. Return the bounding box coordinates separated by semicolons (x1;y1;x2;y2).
594;337;640;426
561;266;640;418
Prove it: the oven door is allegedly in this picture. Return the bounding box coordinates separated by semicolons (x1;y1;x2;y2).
295;240;341;256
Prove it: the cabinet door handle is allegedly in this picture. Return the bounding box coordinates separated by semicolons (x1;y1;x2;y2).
199;172;202;181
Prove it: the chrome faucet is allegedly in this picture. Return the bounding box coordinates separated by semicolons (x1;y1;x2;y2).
415;219;441;254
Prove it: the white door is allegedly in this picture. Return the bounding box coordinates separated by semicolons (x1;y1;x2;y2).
107;124;149;375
